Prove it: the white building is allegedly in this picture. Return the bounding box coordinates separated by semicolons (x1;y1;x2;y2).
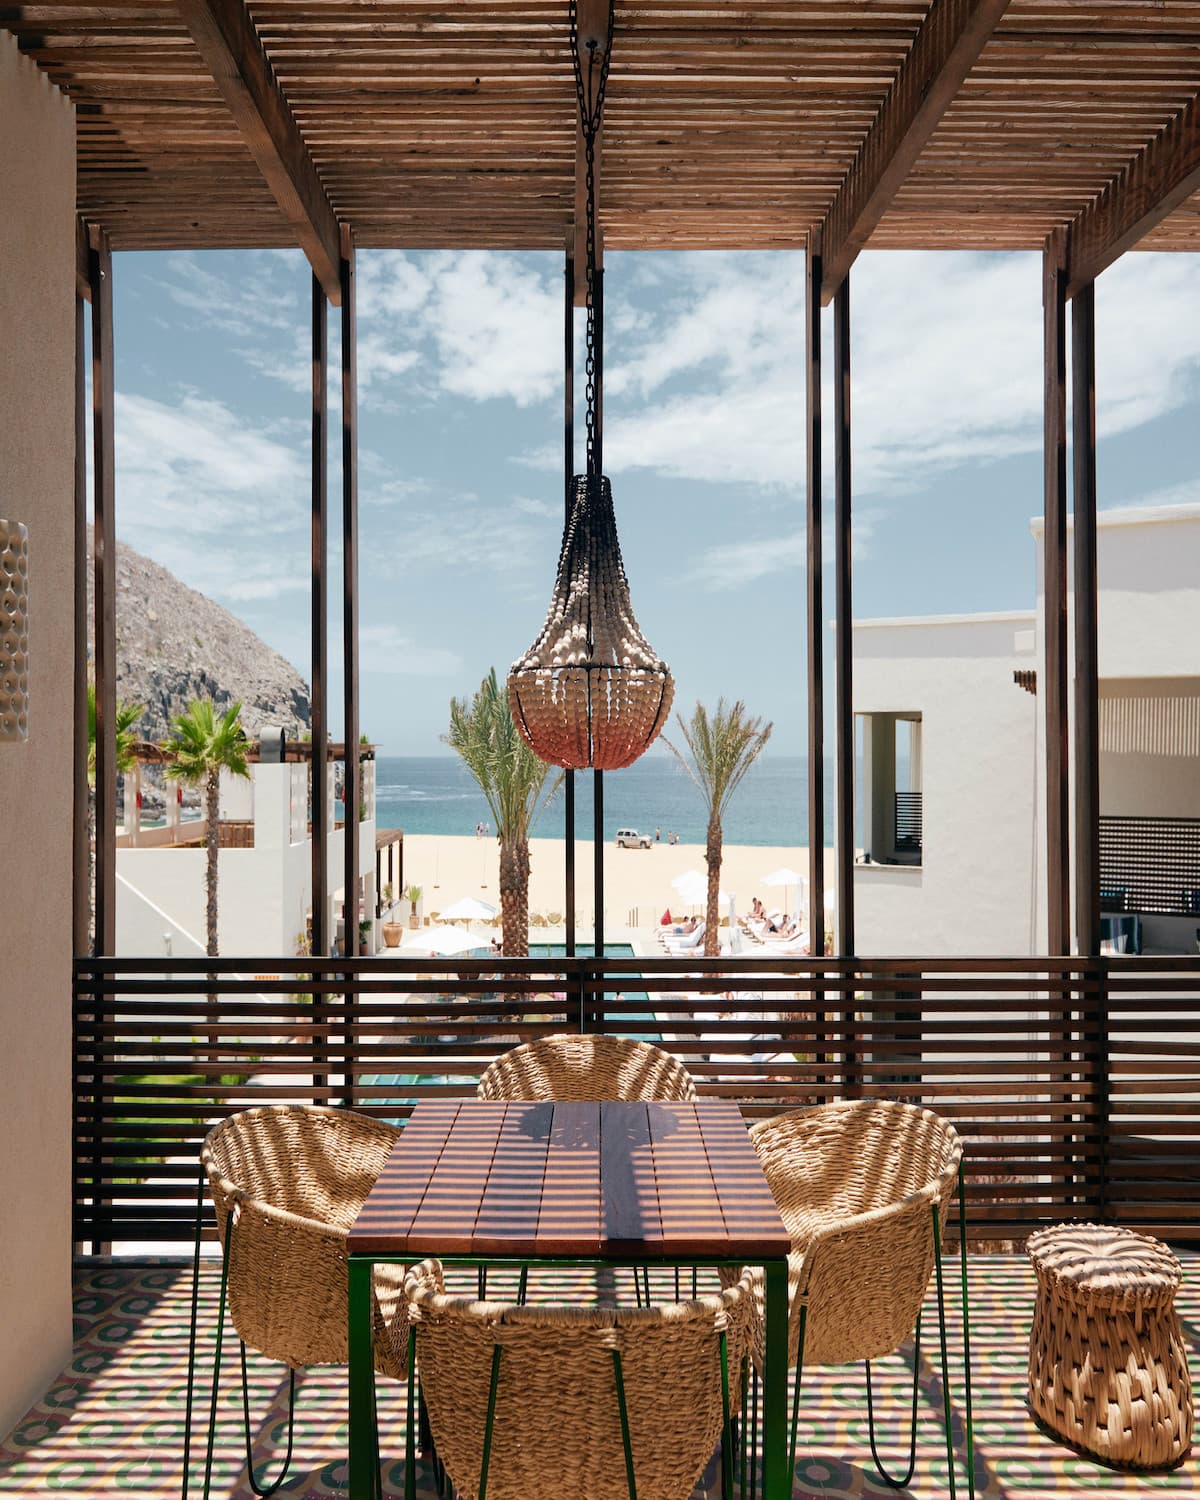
116;751;382;959
853;503;1200;957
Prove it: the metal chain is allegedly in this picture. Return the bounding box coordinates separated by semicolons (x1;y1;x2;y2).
569;0;614;483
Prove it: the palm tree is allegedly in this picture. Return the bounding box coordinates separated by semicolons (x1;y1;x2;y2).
86;679;143;950
163;698;250;957
664;699;773;957
444;668;561;956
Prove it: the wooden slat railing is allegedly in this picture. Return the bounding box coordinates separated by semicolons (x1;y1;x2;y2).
72;954;1199;1248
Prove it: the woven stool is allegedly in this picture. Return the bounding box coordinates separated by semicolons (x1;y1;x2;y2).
1027;1223;1193;1469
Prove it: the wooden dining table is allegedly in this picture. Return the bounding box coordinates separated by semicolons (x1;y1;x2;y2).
347;1097;794;1500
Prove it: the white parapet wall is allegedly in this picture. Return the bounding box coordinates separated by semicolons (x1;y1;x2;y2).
853;611;1040;957
117;760;378;958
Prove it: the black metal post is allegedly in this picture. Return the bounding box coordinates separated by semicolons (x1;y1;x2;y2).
88;229;116;957
834;274;858;1096
341;233;359;1107
311;273;329;959
594;768;604;956
565;252;576;957
1043;234;1070;957
806;236;825;952
73;289;90;960
834;276;854;960
1072;282;1100;959
311;272;329;1095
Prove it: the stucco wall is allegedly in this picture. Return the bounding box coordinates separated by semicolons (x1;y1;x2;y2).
0;31;76;1438
1032;507;1200;948
853;614;1039;956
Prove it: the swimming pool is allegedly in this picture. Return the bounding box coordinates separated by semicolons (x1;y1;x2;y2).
360;943;657;1107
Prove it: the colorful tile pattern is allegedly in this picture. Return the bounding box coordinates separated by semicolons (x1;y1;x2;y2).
0;1255;1195;1498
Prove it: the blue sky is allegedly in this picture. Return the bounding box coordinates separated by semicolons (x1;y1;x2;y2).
107;247;1200;755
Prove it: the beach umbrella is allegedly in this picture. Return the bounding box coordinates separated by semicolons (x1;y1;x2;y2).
674;870;729;911
438;895;498;924
672;871;708;907
762;865;804;913
402;926;482;957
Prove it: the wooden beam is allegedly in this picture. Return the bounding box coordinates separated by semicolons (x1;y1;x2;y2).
1043;232;1070;958
1067;90;1200;298
75;216;91;303
1072;283;1101;958
174;0;341;303
819;0;1010;304
806;237;825;950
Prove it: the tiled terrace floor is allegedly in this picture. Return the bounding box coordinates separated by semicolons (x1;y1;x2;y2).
0;1255;1196;1498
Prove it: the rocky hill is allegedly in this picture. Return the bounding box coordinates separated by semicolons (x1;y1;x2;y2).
87;531;311;745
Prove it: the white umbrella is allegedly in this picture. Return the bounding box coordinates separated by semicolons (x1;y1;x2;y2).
438;895;498;924
670;869;707;892
762;865;805;914
674;871;729;909
402;926;482;957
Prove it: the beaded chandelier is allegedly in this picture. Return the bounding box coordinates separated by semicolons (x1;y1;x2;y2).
508;0;673;771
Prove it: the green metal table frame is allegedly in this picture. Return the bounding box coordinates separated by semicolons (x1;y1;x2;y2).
347;1252;791;1500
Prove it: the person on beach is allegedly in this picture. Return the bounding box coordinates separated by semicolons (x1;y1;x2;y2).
654;826;661;842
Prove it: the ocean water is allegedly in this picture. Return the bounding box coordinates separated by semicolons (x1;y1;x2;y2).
373;754;836;847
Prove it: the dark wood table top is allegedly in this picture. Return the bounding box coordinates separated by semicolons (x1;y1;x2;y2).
349;1099;791;1261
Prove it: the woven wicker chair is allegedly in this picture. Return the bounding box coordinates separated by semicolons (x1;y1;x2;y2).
735;1100;975;1496
477;1033;698;1103
182;1104;409;1500
404;1258;754;1500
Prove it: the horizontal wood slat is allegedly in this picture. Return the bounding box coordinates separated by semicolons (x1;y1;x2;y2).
72;953;1200;1246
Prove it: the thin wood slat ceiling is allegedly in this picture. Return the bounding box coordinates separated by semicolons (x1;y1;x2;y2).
5;0;1200;255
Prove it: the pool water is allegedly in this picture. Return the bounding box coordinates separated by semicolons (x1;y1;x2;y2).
361;943;657;1106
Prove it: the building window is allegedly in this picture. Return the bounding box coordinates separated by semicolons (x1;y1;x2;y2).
856;712;922;865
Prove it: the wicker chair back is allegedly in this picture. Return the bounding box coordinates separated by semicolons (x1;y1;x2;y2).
477;1033;697;1103
749;1099;962;1365
201;1103;408;1375
406;1259;752;1500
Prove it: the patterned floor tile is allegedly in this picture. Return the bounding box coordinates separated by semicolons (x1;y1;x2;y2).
0;1256;1195;1498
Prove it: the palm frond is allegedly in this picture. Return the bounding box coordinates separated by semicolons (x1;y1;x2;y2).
663;698;773;824
443;668;561;840
162;698;251;785
86;678;144;782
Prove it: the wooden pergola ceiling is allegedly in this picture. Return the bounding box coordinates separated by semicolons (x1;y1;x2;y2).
6;0;1200;296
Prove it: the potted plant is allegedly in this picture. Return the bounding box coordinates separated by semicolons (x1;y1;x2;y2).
382;888;405;948
404;883;422;930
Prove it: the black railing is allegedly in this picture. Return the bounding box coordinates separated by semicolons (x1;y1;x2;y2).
895;791;923;854
72;954;1200;1248
1099;814;1200;916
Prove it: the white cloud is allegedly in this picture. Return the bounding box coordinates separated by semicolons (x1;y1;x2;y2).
359;625;463;676
687;510;878;591
593;249;1200;505
154;251;303;337
116;391;306;535
512;495;561;519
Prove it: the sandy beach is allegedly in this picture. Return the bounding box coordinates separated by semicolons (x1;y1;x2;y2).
397;832;836;933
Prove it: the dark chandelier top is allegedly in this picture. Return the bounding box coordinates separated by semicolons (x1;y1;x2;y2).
507;0;674;771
